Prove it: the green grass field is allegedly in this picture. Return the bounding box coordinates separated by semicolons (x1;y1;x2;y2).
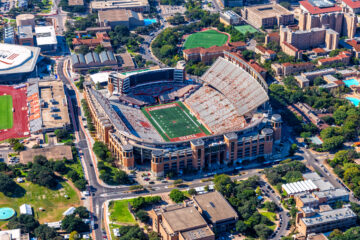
235;25;258;34
142;102;211;142
0;181;80;228
259;209;277;230
184;30;228;49
109;199;136;224
0;95;13;130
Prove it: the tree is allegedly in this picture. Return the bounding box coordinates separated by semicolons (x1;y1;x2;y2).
322;136;344;151
173;179;183;185
94;45;105;54
289;144;298;156
13;142;25;152
77;45;89;55
235;220;248;234
188;188;197;195
148;231;161;240
69;231;81;240
169;189;186;203
62;214;89;233
213;174;234;197
135;210;149;223
35;224;59;240
254;224;272;239
8;215;40;233
54;161;67;174
280;1;291;9
74;178;87;191
264;201;277;212
74;206;90;219
117;225;147;240
54;129;70;141
26;162;57;188
0;173;17;196
68;170;80;182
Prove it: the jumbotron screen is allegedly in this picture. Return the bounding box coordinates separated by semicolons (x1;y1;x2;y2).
129;69;174;87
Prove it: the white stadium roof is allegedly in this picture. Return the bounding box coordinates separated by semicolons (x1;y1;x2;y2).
282;180;318;195
0;44;32;71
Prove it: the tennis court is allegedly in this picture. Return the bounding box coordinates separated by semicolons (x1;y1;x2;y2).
235;25;258;34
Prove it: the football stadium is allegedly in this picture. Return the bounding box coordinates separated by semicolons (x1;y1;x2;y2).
84;53;282;176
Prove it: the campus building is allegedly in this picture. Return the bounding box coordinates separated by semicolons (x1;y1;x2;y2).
241;4;294;29
83;58;282;176
18;25;34;46
98;9;144;29
90;0;150;12
150;191;237;240
271;62;315;76
72;32;112;51
35;26;57;52
219;11;241;26
182;42;246;64
70;51;120;73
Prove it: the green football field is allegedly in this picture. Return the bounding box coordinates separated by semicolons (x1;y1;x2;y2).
0;95;13;130
142;102;211;142
183;30;228;50
234;25;258;34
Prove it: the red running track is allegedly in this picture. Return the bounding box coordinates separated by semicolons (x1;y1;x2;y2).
0;86;30;141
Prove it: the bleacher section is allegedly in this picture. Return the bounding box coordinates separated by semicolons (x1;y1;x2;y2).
27;83;42;133
185;85;246;134
111;102;163;142
200;57;268;116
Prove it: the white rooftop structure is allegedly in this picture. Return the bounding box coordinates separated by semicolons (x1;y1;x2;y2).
0;44;32;71
19;204;33;215
90;72;110;84
35;26;57;46
282;179;318;195
45;221;62;229
0;229;22;240
63;207;76;216
301;207;356;226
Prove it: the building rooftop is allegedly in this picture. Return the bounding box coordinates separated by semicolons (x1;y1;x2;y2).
301;207;356;226
313;188;349;200
98;9;143;22
0;43;40;77
18;25;33;39
180;226;214;240
162;206;208;233
68;0;83;5
91;0;149;10
342;0;360;9
303;172;322;181
245;3;293;17
282;180;318;195
193;191;238;224
35;26;57;46
300;0;342;14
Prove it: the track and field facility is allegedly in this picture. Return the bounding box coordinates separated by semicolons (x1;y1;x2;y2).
0;86;29;141
142;102;211;142
0;95;13;130
183;29;229;49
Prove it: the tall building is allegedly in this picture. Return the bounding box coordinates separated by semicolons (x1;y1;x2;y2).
298;11;357;38
241;4;294;29
219;11;241;26
98;9;144;29
4;26;15;44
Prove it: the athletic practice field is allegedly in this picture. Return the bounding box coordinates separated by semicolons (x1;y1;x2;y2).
184;30;228;49
0;95;13;130
234;25;258;34
142;102;211;142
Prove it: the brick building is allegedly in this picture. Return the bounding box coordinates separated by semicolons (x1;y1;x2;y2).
271;62;315;76
150;191;237;240
318;51;351;66
241;4;294;29
72;32;112;51
182;41;246;64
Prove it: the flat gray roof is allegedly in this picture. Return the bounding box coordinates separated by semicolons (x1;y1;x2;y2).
193;191;238;224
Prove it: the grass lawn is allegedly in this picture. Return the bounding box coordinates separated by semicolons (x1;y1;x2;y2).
109;199;136;224
0;95;13;130
184;30;228;49
234;25;258;34
141;102;210;142
0;180;80;228
259;209;277;231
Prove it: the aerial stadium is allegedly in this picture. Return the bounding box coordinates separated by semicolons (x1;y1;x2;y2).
84;52;282;176
0;43;40;83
